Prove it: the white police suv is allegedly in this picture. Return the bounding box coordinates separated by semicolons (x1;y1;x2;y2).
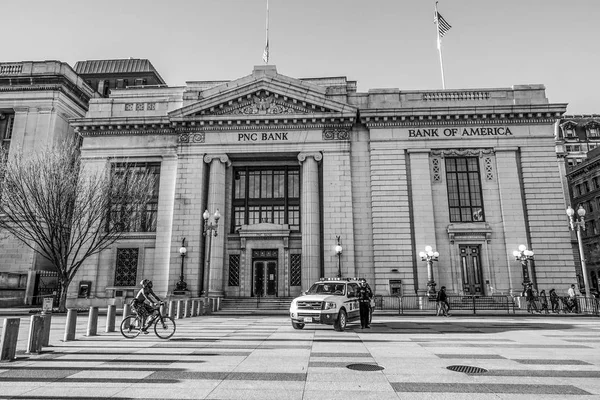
289;277;374;331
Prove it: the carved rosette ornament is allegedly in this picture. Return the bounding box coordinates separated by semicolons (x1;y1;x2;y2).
323;128;350;140
179;132;205;143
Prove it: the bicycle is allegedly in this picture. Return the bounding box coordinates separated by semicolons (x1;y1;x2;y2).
120;302;176;339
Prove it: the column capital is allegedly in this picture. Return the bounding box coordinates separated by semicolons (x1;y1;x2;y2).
203;154;231;166
297;152;322;164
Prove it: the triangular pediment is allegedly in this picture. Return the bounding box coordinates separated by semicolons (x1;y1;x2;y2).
169;66;357;121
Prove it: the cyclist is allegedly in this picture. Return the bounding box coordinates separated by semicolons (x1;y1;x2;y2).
133;279;162;333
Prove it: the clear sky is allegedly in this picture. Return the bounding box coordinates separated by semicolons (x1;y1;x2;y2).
4;0;598;114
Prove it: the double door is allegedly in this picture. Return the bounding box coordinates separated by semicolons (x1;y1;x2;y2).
459;245;484;295
253;260;277;297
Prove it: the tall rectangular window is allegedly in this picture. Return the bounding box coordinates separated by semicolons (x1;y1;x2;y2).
109;162;160;232
232;166;300;232
445;157;485;222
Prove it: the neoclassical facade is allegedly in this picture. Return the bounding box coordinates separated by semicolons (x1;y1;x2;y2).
0;61;578;306
66;64;578;306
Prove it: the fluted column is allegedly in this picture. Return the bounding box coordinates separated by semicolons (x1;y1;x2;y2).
298;152;322;290
203;154;230;297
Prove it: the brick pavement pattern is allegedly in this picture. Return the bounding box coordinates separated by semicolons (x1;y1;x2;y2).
1;314;599;399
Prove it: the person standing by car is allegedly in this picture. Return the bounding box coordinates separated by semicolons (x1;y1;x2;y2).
357;278;373;329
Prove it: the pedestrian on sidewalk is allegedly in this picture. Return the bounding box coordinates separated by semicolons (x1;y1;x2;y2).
525;283;539;313
549;288;559;313
567;284;579;313
539;289;549;314
435;286;450;316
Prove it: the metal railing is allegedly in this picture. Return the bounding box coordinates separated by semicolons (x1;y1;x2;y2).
375;295;516;315
513;295;600;316
374;294;600;316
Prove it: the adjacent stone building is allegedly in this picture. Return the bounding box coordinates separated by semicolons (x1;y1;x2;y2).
0;61;97;305
558;115;600;294
0;59;579;307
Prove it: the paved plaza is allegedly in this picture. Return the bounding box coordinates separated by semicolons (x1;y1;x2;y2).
1;313;600;399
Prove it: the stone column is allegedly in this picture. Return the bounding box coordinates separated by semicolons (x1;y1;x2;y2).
203;154;230;297
298;152;322;289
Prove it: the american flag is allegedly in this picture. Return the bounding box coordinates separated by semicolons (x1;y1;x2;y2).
434;11;452;38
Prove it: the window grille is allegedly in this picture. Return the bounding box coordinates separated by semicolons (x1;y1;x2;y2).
232;167;300;232
431;157;441;182
445;157;485;222
290;254;302;286
114;248;139;286
228;255;240;286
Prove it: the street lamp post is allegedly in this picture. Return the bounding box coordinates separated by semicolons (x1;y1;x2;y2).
203;209;220;300
174;238;188;294
335;236;343;278
567;205;591;298
513;244;534;288
419;246;439;297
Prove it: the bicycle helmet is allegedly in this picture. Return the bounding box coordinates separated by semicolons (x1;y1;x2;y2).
140;279;150;287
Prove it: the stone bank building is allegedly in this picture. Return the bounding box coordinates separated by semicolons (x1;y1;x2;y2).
0;59;578;306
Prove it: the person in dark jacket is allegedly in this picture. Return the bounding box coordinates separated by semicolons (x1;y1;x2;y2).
436;286;450;316
356;278;373;329
525;283;539;313
549;288;559;313
539;289;549;314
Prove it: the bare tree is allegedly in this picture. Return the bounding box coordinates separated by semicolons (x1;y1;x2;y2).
0;139;155;311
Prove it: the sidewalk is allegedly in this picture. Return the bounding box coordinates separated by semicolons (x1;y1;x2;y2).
1;314;599;399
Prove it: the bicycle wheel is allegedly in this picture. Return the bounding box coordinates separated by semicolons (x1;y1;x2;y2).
154;316;176;339
120;315;142;339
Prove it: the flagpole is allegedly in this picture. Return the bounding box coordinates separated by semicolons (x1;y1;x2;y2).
435;1;446;89
263;0;270;64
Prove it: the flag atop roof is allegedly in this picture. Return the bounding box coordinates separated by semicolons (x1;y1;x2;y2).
434;9;452;38
433;2;451;89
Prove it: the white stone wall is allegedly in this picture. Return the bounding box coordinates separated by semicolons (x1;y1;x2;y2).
521;140;577;290
322;143;355;279
369;143;414;295
169;151;208;296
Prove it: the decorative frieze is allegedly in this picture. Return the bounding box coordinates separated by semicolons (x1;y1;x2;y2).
431;148;494;158
197;90;329;116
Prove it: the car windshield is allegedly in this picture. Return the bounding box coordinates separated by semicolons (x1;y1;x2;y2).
306;283;346;295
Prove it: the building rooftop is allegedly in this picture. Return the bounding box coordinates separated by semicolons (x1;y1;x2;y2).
74;58;166;84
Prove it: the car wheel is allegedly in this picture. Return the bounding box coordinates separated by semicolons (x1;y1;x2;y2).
291;321;305;330
334;309;347;332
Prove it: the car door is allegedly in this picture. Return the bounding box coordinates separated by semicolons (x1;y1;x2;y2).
346;283;360;320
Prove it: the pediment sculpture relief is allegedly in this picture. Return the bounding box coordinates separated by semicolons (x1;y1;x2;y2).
202;91;328;116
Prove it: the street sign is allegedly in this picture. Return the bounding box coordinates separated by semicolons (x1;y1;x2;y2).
42;297;53;313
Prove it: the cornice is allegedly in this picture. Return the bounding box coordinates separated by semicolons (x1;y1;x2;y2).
362;116;557;128
0;76;92;110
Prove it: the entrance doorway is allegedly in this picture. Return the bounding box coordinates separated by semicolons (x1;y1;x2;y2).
252;249;278;297
459;245;484;296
